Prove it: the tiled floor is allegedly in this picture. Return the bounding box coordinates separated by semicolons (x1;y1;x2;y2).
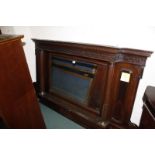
39;103;84;129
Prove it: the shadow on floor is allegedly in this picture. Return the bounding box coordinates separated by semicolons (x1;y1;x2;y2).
39;103;84;129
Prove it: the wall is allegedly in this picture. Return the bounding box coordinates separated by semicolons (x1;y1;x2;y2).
0;26;36;81
1;26;155;125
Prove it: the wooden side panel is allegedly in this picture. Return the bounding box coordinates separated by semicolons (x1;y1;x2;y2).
0;38;45;128
111;63;143;125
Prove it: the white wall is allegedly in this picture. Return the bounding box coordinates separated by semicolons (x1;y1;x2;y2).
1;26;155;125
0;26;36;81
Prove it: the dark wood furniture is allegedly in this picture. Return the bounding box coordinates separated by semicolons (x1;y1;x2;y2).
0;34;45;128
139;86;155;128
33;39;152;129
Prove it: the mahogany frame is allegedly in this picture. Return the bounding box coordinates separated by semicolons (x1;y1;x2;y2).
33;39;152;128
